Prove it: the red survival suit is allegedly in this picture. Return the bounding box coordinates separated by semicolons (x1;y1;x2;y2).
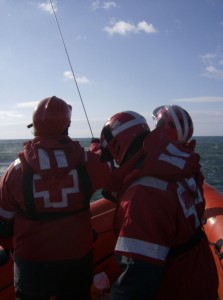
0;136;111;298
111;128;218;300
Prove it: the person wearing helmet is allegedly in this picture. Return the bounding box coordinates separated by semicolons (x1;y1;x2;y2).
152;104;196;150
100;111;218;300
0;96;113;300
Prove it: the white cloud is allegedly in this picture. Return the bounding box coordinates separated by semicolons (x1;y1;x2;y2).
104;21;136;35
200;53;217;64
91;0;100;10
15;101;38;108
91;0;118;10
137;21;158;33
103;1;119;9
76;76;90;84
104;20;158;35
200;47;223;79
63;71;74;80
0;111;24;124
202;65;223;79
38;1;58;14
174;96;223;103
63;71;90;84
76;35;87;41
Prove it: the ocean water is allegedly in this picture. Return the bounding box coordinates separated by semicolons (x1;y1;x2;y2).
195;136;223;193
0;137;222;194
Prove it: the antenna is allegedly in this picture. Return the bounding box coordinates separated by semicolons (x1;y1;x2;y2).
49;0;94;138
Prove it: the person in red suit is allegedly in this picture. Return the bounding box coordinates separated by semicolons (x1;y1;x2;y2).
0;96;112;300
99;110;218;300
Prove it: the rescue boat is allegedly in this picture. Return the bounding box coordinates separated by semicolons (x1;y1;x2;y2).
0;182;223;299
203;183;223;299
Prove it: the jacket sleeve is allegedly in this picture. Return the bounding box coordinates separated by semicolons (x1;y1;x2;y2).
85;150;112;191
111;256;163;300
0;164;16;249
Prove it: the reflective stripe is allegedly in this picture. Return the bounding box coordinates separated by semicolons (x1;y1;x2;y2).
166;106;189;142
33;174;50;206
159;153;185;169
115;236;169;261
38;149;69;169
102;112;147;148
167;106;183;141
0;207;15;220
159;143;190;169
54;150;68;168
33;169;79;208
84;151;88;161
166;143;190;158
177;181;200;227
180;109;190;142
128;176;168;191
14;158;21;169
38;149;50;170
112;118;146;138
185;176;196;192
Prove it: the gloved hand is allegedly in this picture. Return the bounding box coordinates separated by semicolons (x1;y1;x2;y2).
90;138;101;153
91;138;100;144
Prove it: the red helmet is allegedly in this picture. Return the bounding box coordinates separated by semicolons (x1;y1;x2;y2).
152;105;193;142
32;96;72;137
100;111;150;165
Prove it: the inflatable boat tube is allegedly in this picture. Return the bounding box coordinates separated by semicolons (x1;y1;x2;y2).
203;183;223;299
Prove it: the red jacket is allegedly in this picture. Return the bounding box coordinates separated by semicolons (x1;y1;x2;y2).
112;128;218;299
0;136;111;261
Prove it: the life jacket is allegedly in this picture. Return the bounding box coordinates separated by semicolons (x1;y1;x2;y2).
17;152;92;221
113;129;205;260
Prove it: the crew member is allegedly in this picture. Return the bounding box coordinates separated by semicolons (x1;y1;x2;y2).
99;110;218;300
0;96;112;300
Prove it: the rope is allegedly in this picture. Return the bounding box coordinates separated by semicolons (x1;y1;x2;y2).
49;0;94;138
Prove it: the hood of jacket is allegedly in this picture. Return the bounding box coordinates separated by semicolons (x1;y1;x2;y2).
112;127;201;189
19;136;85;179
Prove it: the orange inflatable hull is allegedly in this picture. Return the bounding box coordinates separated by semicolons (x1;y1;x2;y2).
1;183;223;299
203;183;223;299
91;198;121;285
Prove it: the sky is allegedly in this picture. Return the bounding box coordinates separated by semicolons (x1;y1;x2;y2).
0;0;223;139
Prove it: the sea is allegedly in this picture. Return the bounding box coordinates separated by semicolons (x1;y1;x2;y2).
0;137;222;196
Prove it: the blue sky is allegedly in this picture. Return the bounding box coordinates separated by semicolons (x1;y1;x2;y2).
0;0;223;139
